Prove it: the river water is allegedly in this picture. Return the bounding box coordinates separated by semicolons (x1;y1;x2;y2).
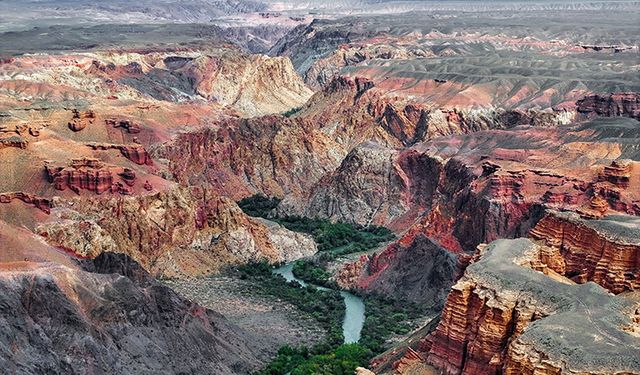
273;263;365;344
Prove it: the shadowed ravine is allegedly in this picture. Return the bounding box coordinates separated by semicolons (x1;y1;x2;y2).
273;263;366;343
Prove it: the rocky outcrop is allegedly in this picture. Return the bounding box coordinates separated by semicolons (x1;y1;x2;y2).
0;251;266;374
423;238;640;375
106;118;141;134
67;109;95;131
44;158;116;195
0;135;28;149
279;142;409;226
346;235;456;309
0;191;51;214
529;211;639;293
87;143;153;165
0;121;49;137
37;187;316;277
157;116;346;200
252;217;318;263
577;92;640;120
598;159;633;188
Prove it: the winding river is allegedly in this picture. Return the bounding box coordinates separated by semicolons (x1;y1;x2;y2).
273;263;365;344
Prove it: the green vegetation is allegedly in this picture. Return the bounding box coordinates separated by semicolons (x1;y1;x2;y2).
238;194;395;256
237;194;281;218
258;344;372;375
292;259;337;289
238;195;420;375
282;106;302;117
236;262;344;351
292;260;426;353
358;294;425;353
275;216;395;254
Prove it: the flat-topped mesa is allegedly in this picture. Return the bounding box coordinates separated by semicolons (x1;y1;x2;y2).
0;135;28;150
0;192;51;214
580;44;635;53
105;118;141;134
529;211;639;293
576;92;640;120
44;158;116;195
424;238;640;375
86;143;153;165
67;109;95;132
598;159;633;189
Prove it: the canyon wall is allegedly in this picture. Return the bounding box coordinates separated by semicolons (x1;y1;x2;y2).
530;211;639;293
37;187;316;277
577;92;640;120
423;238;640;375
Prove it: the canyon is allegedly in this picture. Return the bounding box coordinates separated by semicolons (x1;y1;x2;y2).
0;1;639;374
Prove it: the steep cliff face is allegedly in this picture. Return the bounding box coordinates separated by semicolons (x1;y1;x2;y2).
530;211;639;293
577;92;640;120
349;235;456;309
157;116;347;200
278;142;410;227
37;187;317;277
423;238;640;375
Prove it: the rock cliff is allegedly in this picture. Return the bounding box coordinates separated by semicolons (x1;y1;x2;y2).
577;92;640;120
37;187;317;277
341;235;456;309
424;238;640;375
530;211;639;293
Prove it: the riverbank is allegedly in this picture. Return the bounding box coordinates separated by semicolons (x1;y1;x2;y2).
273;263;366;344
162;275;327;357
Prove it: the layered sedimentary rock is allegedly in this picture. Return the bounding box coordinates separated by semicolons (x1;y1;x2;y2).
87;143;154;165
0;48;312;118
530;211;639;293
423;238;640;375
0;135;28;149
37;187;316;277
106;118;141;134
198;75;572;220
44;158;115;195
577;92;640;120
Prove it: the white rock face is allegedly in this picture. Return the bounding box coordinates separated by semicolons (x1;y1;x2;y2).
254;217;318;263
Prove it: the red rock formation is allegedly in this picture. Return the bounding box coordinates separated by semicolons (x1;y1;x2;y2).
67;109;95;132
44;158;114;194
529;211;639;293
0;136;28;149
598;159;633;188
423;239;640;375
0;192;52;214
119;168;136;186
576;92;640;120
87;143;153;165
119;145;153;165
106;118;141;134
